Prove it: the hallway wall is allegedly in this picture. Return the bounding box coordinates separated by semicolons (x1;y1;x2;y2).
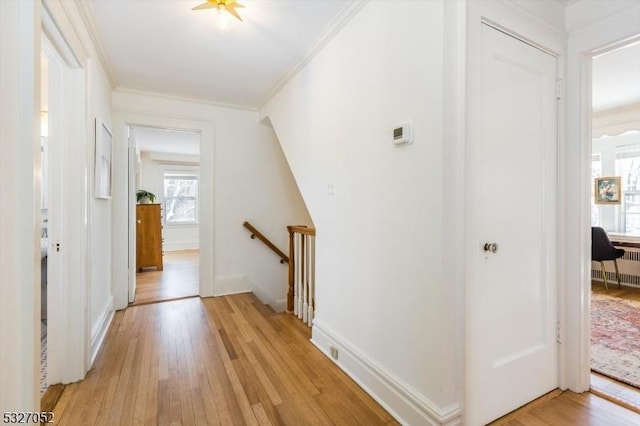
261;1;451;422
112;90;312;311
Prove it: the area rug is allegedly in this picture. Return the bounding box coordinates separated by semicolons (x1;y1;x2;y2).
591;293;640;388
40;321;47;395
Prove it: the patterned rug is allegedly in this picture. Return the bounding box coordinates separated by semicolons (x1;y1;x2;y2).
41;321;47;395
591;293;640;388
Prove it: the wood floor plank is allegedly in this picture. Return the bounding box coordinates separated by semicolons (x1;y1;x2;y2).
51;292;640;425
132;250;199;306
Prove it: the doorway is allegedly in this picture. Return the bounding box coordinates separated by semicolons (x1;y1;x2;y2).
129;125;201;305
589;39;640;407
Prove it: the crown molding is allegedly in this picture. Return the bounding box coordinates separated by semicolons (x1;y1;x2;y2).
114;87;258;112
74;0;117;88
258;0;369;110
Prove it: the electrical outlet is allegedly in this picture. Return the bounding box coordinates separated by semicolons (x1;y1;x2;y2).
327;183;335;195
329;346;339;360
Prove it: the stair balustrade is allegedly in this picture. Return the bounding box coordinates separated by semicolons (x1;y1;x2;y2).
287;225;316;327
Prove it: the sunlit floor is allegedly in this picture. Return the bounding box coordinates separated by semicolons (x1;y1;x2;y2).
132;249;199;305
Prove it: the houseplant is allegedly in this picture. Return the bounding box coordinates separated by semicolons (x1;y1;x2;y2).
136;189;156;204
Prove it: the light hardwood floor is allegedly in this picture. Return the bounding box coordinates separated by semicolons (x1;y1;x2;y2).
132;249;199;306
491;389;640;425
53;293;398;425
49;278;640;425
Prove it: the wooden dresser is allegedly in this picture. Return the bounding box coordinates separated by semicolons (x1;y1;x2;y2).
136;204;163;271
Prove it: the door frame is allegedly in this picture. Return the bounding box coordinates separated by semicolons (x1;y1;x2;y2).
41;2;90;385
565;7;640;392
111;111;215;310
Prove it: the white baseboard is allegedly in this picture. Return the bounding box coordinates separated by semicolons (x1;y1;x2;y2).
214;275;253;296
90;296;114;367
214;274;286;312
311;321;462;426
163;241;199;251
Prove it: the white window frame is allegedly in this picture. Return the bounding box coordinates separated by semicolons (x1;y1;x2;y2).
162;167;199;226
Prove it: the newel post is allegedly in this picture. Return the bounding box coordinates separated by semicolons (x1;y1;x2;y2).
287;227;295;312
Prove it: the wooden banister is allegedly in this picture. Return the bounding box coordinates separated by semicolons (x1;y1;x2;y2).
242;221;289;264
287;225;316;236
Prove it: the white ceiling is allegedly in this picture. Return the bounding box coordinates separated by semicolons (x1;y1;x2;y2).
86;0;638;119
592;42;640;112
134;126;200;156
87;0;350;108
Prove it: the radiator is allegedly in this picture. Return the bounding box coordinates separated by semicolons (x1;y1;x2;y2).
592;246;640;288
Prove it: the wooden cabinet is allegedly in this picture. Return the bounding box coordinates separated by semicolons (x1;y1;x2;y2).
136;204;163;271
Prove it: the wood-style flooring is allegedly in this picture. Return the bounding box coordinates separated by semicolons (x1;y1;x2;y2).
491;389;640;425
53;293;398;425
132;250;199;306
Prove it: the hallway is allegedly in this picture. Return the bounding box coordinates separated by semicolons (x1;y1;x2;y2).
52;294;396;425
132;250;200;306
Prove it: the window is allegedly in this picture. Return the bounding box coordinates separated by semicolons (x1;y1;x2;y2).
616;150;640;234
164;172;198;224
591;154;602;226
591;131;640;236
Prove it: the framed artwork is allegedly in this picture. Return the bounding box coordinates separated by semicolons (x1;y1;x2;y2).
95;118;113;199
595;176;621;205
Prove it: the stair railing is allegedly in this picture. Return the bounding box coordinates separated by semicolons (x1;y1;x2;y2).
242;221;289;264
287;225;316;326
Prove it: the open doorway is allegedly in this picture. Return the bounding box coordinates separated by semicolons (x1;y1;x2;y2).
589;40;640;408
129;126;201;305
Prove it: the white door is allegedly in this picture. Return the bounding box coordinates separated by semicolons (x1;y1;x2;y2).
128;127;137;303
465;24;558;425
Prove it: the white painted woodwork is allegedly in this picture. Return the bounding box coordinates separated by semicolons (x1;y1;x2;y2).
41;34;65;387
128;127;137;303
564;0;640;392
465;23;558;425
0;0;40;411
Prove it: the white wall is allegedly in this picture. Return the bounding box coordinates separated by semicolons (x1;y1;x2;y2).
139;151;200;251
0;0;40;412
260;1;452;423
87;54;114;361
112;90;311;310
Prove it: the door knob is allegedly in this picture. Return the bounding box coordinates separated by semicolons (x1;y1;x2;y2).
483;243;499;253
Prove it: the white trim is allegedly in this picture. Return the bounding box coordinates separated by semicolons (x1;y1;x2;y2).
442;0;467;419
41;0;90;385
214;275;286;313
214;275;253;296
564;1;640;392
115;87;257;112
257;0;369;109
74;0;116;87
164;242;199;252
111;111;215;308
0;0;40;411
311;321;462;426
90;297;114;367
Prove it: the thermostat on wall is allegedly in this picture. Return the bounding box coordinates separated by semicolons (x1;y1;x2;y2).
393;124;412;145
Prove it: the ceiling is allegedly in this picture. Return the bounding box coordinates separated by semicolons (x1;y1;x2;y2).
85;1;638;121
592;42;640;112
87;0;351;108
134;126;200;156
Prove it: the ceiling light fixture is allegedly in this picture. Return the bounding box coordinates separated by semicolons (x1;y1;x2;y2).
192;0;245;26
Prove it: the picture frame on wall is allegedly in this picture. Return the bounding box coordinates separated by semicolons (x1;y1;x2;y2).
595;176;621;205
95;118;113;199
